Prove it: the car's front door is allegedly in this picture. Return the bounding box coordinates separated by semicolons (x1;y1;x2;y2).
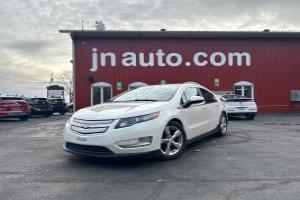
179;87;211;138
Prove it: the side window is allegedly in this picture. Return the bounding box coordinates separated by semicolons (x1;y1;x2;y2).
181;87;202;105
200;88;217;104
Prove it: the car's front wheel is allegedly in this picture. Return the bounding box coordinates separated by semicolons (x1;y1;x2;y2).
19;116;28;121
158;121;186;160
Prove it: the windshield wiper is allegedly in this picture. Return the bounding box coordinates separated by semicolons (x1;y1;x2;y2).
132;99;158;102
112;99;158;102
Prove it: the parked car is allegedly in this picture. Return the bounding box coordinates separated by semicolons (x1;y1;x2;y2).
0;96;30;121
48;98;67;115
63;83;228;160
27;98;53;117
221;94;257;120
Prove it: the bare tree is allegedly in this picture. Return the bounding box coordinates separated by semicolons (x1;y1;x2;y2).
55;70;73;103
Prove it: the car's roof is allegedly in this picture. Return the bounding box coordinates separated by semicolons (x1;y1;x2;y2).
142;82;212;93
145;82;203;88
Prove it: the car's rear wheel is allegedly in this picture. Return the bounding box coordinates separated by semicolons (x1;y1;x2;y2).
246;114;255;120
19;116;28;121
158;121;186;160
215;113;228;137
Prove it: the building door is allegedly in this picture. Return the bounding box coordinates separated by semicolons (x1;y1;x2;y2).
233;81;254;99
90;82;112;105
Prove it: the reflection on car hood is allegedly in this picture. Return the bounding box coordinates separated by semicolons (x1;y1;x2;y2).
72;101;169;120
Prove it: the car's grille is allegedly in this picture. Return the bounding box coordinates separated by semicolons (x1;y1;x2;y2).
65;142;113;155
70;118;114;135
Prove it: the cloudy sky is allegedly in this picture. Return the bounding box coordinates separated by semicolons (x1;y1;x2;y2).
0;0;299;98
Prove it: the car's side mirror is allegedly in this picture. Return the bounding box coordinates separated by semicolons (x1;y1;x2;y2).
183;96;205;108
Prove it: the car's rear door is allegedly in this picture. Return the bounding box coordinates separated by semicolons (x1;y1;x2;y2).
200;88;220;131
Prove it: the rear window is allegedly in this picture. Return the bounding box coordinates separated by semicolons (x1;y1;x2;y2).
48;99;64;103
30;98;48;103
222;94;253;102
0;97;24;102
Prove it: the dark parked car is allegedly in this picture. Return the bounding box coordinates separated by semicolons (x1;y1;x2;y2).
0;96;30;121
48;98;67;115
27;98;54;117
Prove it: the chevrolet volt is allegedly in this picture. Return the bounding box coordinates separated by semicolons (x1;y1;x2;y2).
63;83;228;160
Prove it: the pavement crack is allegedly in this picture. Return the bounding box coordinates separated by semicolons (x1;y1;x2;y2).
144;181;166;200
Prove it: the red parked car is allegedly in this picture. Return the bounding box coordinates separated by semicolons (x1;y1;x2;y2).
0;97;30;121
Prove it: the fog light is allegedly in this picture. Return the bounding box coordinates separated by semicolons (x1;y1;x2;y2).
117;136;153;148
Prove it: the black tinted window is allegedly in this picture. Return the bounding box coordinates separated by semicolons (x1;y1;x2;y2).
0;97;23;102
31;98;48;103
200;88;216;103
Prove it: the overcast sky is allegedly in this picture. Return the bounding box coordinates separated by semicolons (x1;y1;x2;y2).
0;0;300;97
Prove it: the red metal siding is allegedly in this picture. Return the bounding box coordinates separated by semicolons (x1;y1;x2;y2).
73;37;300;112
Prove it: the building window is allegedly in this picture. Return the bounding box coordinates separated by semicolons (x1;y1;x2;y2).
90;82;112;105
233;81;254;99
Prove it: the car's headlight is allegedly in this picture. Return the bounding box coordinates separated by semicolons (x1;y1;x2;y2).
115;112;159;129
66;118;72;127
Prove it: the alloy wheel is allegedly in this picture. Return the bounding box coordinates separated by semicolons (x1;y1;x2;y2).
160;125;184;156
220;115;227;134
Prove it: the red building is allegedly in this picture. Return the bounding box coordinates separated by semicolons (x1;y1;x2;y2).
60;30;300;112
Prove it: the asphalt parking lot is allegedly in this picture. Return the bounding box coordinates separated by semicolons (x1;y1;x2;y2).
0;113;300;200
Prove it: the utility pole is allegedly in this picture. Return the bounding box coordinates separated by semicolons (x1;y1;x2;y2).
49;73;54;86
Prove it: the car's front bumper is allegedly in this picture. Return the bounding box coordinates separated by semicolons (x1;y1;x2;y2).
63;142;160;158
30;107;52;114
63;117;165;156
0;112;28;118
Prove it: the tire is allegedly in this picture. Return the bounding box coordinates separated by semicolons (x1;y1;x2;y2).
157;121;187;160
60;112;66;115
19;116;28;121
246;114;255;120
43;113;51;117
215;113;228;137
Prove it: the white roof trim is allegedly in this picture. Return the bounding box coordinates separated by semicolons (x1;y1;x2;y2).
234;81;254;86
91;82;112;87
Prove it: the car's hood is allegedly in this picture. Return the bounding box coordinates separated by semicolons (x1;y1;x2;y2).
72;101;170;120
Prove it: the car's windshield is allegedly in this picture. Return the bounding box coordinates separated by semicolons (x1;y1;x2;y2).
31;98;48;103
112;85;179;102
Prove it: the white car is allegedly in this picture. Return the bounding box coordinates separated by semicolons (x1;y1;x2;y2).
221;94;257;120
63;83;228;160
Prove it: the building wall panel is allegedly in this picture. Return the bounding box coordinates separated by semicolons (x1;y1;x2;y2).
73;37;300;112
